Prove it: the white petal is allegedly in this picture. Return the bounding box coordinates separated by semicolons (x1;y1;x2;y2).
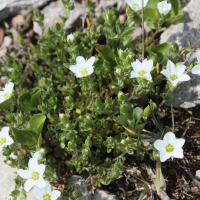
172;148;184;159
178;74;190;82
0;93;6;104
154;140;167;151
87;56;95;67
17;169;31;179
169;78;179;86
33;151;42;160
42;181;52;193
192;64;200;74
86;67;94;76
144;0;149;7
167;60;175;74
163;132;176;143
75;72;84;78
28;158;39;171
35;177;46;188
173;138;185;148
24;179;36;192
143;73;152;81
69;65;79;74
176;65;186;76
31;187;45;200
5;82;14;94
1;127;9;136
130;71;139;78
196;50;200;63
131;59;142;72
5;136;14;145
38;164;46;175
143;59;153;72
76;56;86;66
160;69;170;78
51;190;61;200
0;145;3;151
160;151;171;162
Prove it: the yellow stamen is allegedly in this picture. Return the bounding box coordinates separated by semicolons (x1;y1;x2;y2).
166;144;174;152
170;74;178;81
138;70;147;76
43;194;51;200
31;172;39;180
0;137;6;145
81;69;88;76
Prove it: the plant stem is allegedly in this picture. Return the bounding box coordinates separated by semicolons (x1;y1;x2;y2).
171;92;174;131
142;0;145;60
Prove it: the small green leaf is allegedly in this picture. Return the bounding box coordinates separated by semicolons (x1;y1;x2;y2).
132;107;143;123
122;27;135;37
169;0;181;15
12;127;36;145
38;133;43;147
31;89;41;108
30;114;46;136
95;45;117;67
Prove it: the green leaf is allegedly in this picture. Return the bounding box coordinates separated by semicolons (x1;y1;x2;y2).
31;89;41;108
12;127;36;145
169;0;181;15
38;37;56;50
30;114;46;136
0;99;14;111
95;45;117;67
122;27;135;37
139;185;149;200
144;8;159;20
132;107;143;124
166;11;183;27
38;133;43;147
114;115;128;127
147;42;171;63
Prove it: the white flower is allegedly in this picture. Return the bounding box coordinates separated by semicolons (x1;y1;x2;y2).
67;33;74;42
32;181;61;200
0;82;14;104
0;127;14;151
191;50;200;74
59;113;64;119
125;0;149;11
6;195;14;200
160;60;190;86
130;59;153;81
154;132;185;162
17;158;46;192
157;1;171;15
69;56;95;78
33;151;43;161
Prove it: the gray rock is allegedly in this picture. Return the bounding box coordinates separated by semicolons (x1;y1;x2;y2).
0;0;49;22
195;170;200;180
160;0;200;108
67;175;119;200
0;76;8;85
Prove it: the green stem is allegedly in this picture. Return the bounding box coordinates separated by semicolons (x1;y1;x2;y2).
171;92;174;131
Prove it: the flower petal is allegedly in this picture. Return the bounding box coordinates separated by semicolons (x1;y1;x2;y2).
35;177;46;188
167;60;175;74
192;64;200;74
143;73;152;81
178;74;190;82
131;59;142;72
28;158;39;172
24;179;36;192
143;59;153;72
17;169;31;179
86;66;94;76
69;65;79;74
154;140;167;151
5;136;14;146
38;164;46;176
87;56;95;67
169;79;179;86
130;71;139;78
160;151;171;162
176;65;186;76
76;56;86;66
5;82;14;94
163;132;176;143
173;138;185;148
196;50;200;63
1;127;9;136
31;187;45;200
51;190;61;200
42;181;52;193
0;93;6;104
0;145;3;151
160;69;170;78
172;148;184;159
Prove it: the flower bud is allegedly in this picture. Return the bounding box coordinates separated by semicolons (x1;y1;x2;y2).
117;49;126;59
61;0;70;5
171;43;179;53
90;24;96;34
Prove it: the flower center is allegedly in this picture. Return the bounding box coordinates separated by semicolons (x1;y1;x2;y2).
0;137;7;145
43;194;51;200
81;69;88;76
138;70;147;76
4;92;10;99
166;144;174;152
31;172;40;180
170;74;178;81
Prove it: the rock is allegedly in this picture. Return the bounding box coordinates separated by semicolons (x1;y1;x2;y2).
160;0;200;108
0;43;7;57
3;36;12;47
0;76;8;85
0;0;49;22
67;175;119;200
195;170;200;180
12;14;25;27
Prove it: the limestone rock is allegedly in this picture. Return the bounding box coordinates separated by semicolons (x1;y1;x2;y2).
160;0;200;108
195;170;200;180
0;0;49;22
